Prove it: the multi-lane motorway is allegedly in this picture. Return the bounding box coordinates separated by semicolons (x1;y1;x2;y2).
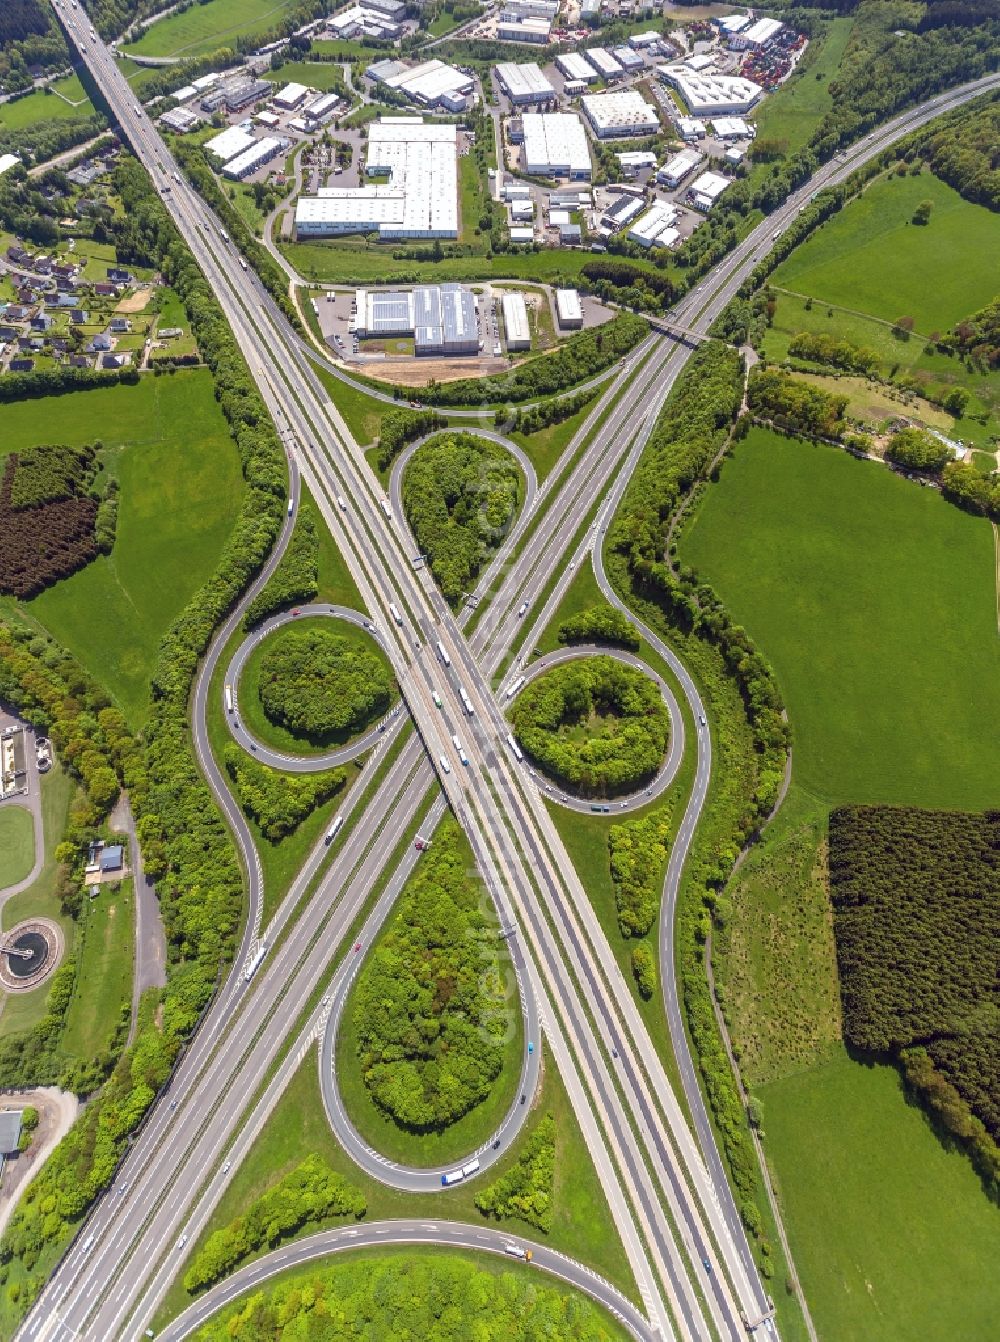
26;8;1000;1339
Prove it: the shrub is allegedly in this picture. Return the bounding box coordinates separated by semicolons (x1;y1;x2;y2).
556;604;640;651
631;945;656;1001
609;809;672;938
884;426;951;473
510;657;670;797
475;1114;556;1233
257;625;394;740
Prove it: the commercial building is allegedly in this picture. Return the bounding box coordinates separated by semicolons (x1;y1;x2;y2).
372;57;475;109
582;89;659;138
548;208;570;227
206;126;257;162
304;92;342;123
586;47;623;80
688;169;731;210
328;4;402;39
730;17;783;50
159;106;200;133
367;0;406;16
617;150;657;174
172;84;197;102
510;199;534;221
501;292;530;350
658;147;702;188
716;14;750;38
659;66;762;116
612;46;644;72
602;193;644;231
712;116;752;139
555;287;583;328
295;119;458;239
556;52;598;83
223;135;285;180
628;201;679;248
628;31;660;49
558;221;582;244
273;82;309;110
498;14;552;43
686;52;714;73
522;112;591;179
201;77;270;114
677;115;707;141
353;284;478;355
495;62;555;104
509;225;535;243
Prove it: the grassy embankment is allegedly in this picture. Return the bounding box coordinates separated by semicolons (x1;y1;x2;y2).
681;427;1000;1341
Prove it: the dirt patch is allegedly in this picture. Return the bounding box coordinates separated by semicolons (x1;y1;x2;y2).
116;286;152;315
362;355;508;387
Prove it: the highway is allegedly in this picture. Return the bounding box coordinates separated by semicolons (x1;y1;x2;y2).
26;9;1000;1340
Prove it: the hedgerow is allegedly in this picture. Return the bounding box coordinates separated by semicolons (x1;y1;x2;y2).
243;506;319;630
223;746;346;842
556;604;640;652
182;1155;366;1294
475;1114;556;1233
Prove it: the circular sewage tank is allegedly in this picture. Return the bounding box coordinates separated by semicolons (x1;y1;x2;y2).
5;931;49;978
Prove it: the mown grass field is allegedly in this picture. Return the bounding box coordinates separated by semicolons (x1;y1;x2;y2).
751;17;854;156
682;429;999;810
0;372;244;725
125;0;300;58
0;805;34;890
771;172;1000;334
60;878;133;1062
761;1047;1000;1342
154;1049;638;1332
0;77;94;131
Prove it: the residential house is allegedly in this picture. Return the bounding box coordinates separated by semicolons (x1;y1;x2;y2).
93;282;118;298
9;358;34;372
6;245;30;265
69;353;92;368
109;316;131;333
106;267;133;285
88;331;113;352
30;313;54;332
33;255;52;274
101;352;131;370
5;305;33;321
0;326;17;343
70;309;89;325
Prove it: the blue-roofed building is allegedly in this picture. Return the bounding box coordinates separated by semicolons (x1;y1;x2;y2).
99;844;124;873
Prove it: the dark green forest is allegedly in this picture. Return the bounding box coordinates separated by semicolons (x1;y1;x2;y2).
191;1252;625;1341
351;818;513;1132
829;804;1000;1195
258;626;394;742
223;746;345;842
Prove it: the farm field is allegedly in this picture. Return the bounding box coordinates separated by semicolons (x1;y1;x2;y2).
681;429;999;809
0;805;34;890
0;372;244;725
124;0;300;59
771;172;1000;334
762;1047;1000;1342
751;16;854;155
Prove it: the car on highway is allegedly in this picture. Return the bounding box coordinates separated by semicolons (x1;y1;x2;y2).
354;941;362;952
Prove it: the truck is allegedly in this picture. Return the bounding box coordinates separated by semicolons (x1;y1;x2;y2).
503;1244;532;1262
337;495;347;511
506;732;523;762
451;734;468;766
436;639;451;667
325;814;344;843
439;754;451;775
462;1158;480;1178
239;257;248;272
224;683;234;714
441;1168;464;1186
380;497;392;520
505;675;525;699
243;943;267;981
287;496;294;516
459;685;474;715
389;603;403;626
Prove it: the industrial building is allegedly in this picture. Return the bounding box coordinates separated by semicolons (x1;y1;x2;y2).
368;58;474;111
295;120;458;239
205;126;257;162
730;17;783;50
501;292;530;350
612;45;644;72
498;14;552;43
659;67;762;116
677;116;706;141
586;47;623;80
628;201;679;248
273;82;309;110
617;150;657;174
556;52;598;83
495;62;556;104
602;193;644;232
582;89;659;138
327;4;403;40
304;92;342;124
223;135;285;180
688;170;731;210
159;106;200;133
503;0;558;15
522;112;592;179
555;288;583;328
353;284;479;356
658;147;702;188
201;77;270;114
712;116;753;139
509;225;535;243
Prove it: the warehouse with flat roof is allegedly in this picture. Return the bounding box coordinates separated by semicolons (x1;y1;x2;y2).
522;112;592;179
556;52;598;83
223;135;285;180
353;284;478;355
205;126;256;162
688;170;731;210
375;58;475;109
273;81;309;109
502;292;530;350
555;288;583;328
582;89;659;138
628;201;679;248
659;66;762;115
295;120;458;238
495;61;555;104
586;47;623;80
658;147;703;187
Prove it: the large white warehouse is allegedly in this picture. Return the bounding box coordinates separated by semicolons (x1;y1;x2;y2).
522;112;591;179
659;66;762;116
501;292;531;350
495;62;556;104
582;89;659;139
295;120;458;239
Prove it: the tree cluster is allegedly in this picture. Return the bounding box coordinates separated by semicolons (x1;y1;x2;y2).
511;657;670;797
940;459;1000;520
352;818;510;1132
258;626;394;741
409;313;647;407
243;506;319;631
403;432;521;606
630;944;656;1001
608;809;672;938
787;330;879;375
182;1155;365;1295
885;426;952;473
829;804;1000;1194
375;407;446;472
580;258;679;312
475;1113;555;1234
944;294;1000;371
747;368;847;438
556;604;640;652
914;96;1000;211
223;745;345;842
502;387;595;438
196;1252;619;1341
